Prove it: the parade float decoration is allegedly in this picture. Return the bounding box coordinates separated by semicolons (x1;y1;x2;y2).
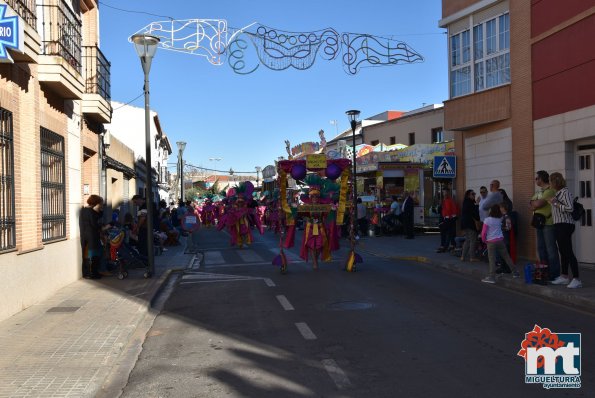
272;156;360;273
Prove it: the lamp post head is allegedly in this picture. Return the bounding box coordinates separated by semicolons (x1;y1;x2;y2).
131;34;160;74
345;109;360;131
176;141;187;153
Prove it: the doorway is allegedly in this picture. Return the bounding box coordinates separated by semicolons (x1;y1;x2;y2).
576;145;595;264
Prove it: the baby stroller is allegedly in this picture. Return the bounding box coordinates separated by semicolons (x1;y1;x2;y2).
106;227;128;280
106;226;150;279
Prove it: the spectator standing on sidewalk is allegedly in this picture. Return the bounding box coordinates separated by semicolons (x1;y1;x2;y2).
436;188;458;252
479;180;503;218
182;203;201;254
481;204;520;284
529;170;560;280
549;172;582;289
79;195;106;279
476;186;489;222
460;189;480;262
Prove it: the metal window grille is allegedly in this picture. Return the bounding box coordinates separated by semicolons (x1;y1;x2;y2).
41;127;66;242
4;0;37;28
0;108;16;251
39;0;82;73
82;45;111;102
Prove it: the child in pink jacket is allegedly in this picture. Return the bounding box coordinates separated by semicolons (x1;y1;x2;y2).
481;204;519;284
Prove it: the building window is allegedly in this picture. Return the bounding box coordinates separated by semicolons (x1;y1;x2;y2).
390;136;396;145
450;12;510;97
41;127;66;242
370;140;379;146
409;132;415;146
432;127;444;143
450;28;471;97
0;108;16;251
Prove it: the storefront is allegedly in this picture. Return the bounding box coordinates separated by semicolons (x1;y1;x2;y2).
354;142;455;224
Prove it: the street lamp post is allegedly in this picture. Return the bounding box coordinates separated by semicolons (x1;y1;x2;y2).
131;33;160;277
346;110;360;252
177;141;187;202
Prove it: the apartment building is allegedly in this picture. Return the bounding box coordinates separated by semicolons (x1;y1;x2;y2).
439;0;594;262
0;0;111;321
106;101;173;208
364;105;454;147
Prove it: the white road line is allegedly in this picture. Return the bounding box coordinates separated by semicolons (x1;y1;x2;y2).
204;260;306;269
263;278;276;287
182;273;247;280
295;322;317;340
204;250;225;265
321;359;352;390
276;295;294;311
236;249;265;262
180;279;256;285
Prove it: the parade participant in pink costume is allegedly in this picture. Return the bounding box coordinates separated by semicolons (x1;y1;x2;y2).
200;195;217;227
296;175;340;269
265;190;282;234
217;183;263;248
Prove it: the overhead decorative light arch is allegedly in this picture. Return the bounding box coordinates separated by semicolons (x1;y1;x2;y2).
131;19;424;75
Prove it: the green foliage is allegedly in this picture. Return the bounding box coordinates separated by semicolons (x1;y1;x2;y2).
184;188;200;201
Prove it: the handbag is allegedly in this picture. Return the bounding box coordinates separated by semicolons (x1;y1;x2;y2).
531;213;546;229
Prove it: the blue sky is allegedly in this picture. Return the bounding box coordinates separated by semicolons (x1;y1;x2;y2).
100;0;447;175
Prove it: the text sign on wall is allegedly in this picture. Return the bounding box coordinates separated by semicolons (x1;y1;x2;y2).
0;4;24;63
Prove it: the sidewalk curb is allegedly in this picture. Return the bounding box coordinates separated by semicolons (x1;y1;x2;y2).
99;254;196;398
361;248;595;315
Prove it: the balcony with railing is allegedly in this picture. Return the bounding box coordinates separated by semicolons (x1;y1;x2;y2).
3;0;40;62
37;0;84;99
81;45;112;122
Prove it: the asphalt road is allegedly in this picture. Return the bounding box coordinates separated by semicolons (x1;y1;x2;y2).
121;228;594;398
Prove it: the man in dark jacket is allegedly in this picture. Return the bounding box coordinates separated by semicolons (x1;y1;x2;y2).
79;195;105;279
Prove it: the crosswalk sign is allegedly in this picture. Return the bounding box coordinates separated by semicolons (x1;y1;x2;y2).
433;156;456;178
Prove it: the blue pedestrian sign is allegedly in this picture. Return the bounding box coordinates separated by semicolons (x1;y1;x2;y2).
433;156;456;178
0;4;24;63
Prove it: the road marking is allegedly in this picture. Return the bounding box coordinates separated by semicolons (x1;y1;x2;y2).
263;278;276;287
180;279;256;285
182;272;247;280
181;272;261;285
203;260;306;269
276;295;294;311
295;322;317;340
236;249;265;262
321;359;352;390
204;250;225;265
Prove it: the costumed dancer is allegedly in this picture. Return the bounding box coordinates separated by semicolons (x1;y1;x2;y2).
266;190;282;234
201;195;217;227
297;175;340;269
218;182;263;248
